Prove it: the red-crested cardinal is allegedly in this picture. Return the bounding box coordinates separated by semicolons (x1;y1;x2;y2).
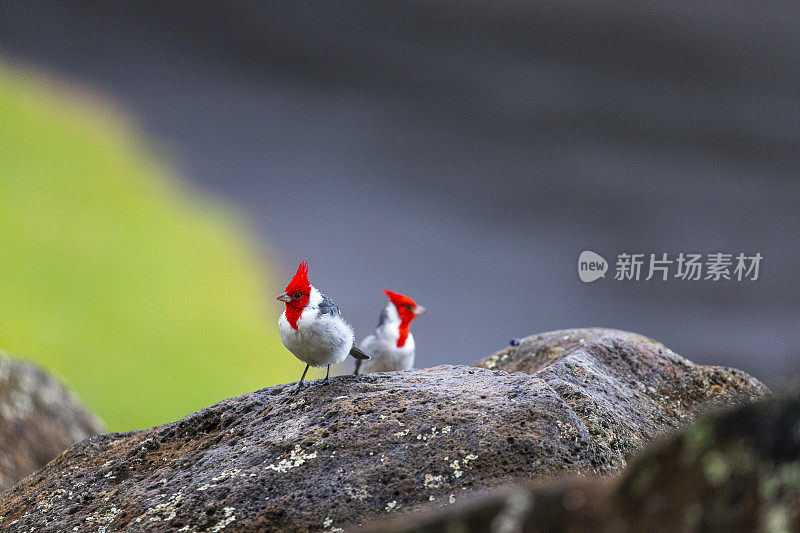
354;290;426;375
278;261;370;393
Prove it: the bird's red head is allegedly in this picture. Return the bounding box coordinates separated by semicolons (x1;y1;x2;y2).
278;261;312;329
384;289;426;347
384;289;420;322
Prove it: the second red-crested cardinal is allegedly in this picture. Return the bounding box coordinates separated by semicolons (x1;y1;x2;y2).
277;261;370;393
354;290;426;375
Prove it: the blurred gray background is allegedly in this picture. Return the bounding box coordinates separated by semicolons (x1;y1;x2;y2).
2;1;797;385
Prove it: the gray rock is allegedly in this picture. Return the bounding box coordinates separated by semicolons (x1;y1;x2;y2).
375;385;800;532
473;328;770;471
0;330;767;531
0;353;103;492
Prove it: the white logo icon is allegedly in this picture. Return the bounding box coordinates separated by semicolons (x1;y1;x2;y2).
578;251;608;282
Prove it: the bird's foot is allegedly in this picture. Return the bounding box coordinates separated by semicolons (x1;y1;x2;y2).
292;382;305;395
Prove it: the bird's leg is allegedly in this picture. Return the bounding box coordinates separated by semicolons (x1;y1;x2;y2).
293;364;310;395
323;364;331;383
353;359;361;376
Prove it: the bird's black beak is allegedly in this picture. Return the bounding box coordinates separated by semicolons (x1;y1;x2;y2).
277;292;292;303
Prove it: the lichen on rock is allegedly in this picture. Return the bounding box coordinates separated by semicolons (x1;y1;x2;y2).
0;329;767;531
377;385;800;533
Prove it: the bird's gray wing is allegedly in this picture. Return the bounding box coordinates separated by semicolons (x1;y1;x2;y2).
317;292;341;317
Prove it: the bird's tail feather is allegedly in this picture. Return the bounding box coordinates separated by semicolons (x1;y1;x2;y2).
350;346;370;360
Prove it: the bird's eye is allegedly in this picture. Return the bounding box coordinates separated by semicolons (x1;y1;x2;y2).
293;292;302;299
405;304;413;310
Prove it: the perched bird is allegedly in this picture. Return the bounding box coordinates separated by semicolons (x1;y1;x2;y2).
277;261;369;393
354;290;426;375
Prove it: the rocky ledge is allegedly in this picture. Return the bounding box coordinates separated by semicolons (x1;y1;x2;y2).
376;386;800;532
0;329;767;531
0;353;103;492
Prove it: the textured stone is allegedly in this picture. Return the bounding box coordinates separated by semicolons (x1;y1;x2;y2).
0;353;103;492
376;386;800;533
472;328;769;471
0;330;766;531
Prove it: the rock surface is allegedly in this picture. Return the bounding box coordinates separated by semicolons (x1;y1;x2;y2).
376;385;800;532
0;353;103;491
473;328;769;472
0;330;767;531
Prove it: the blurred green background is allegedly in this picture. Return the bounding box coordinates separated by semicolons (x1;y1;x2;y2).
0;63;298;431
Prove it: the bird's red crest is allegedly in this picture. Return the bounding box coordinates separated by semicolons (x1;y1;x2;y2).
384;289;419;347
285;261;311;296
383;289;417;310
283;261;312;329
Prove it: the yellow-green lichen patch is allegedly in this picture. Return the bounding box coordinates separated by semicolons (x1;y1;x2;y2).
264;445;319;473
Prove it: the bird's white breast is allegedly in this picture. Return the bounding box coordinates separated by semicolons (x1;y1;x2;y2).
358;328;415;373
278;288;354;367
